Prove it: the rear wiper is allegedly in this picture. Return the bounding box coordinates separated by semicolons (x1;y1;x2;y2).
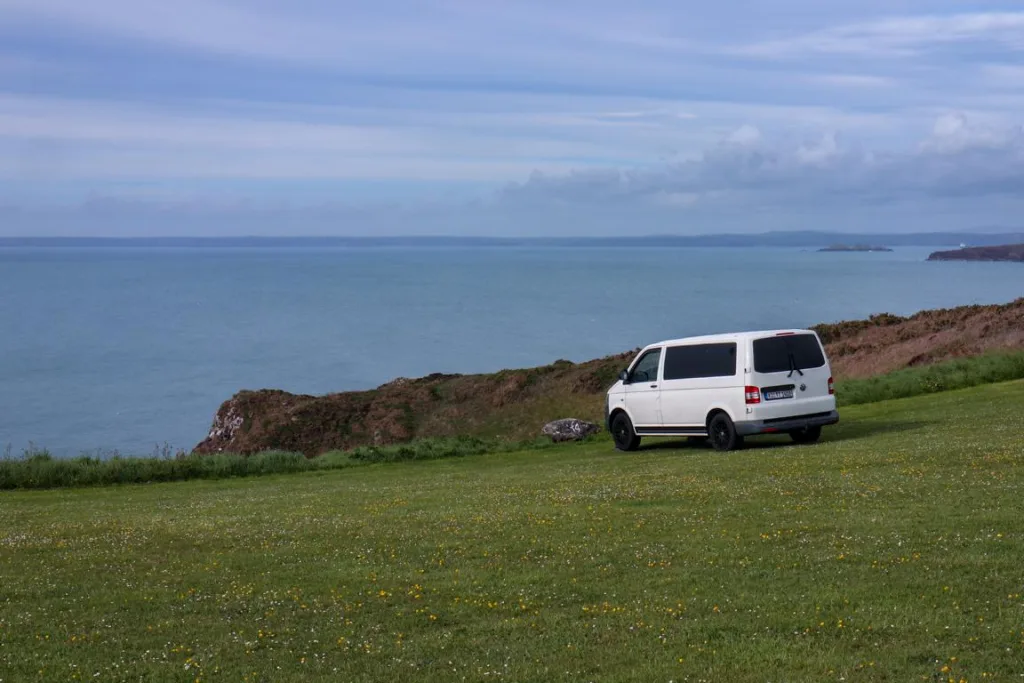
787;353;804;378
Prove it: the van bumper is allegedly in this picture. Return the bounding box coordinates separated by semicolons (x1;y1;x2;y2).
734;410;839;436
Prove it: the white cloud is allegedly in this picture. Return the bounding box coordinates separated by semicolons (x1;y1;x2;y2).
920;112;1024;154
980;64;1024;89
0;0;375;64
804;73;896;88
500;114;1024;207
7;93;1018;197
726;124;762;146
651;191;701;207
737;12;1024;57
0;55;62;75
0;92;917;183
0;95;426;153
796;132;840;166
0;0;695;76
2;1;1024;235
0;94;633;182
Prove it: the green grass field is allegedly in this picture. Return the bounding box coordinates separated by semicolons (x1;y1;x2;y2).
2;382;1023;682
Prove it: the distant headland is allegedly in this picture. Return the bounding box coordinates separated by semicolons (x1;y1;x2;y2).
927;244;1024;262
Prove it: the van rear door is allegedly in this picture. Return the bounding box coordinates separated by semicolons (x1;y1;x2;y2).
748;332;834;419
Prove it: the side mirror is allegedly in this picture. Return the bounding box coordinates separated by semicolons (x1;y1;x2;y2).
618;369;629;382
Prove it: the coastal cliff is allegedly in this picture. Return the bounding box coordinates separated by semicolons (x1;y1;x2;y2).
194;298;1024;456
927;244;1024;262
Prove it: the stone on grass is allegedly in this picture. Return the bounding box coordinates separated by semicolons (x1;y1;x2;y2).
542;418;600;443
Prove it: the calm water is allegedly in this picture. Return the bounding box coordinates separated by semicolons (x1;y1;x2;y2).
1;246;1020;457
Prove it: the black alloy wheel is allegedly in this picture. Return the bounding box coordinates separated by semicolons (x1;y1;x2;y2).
708;413;743;452
611;413;641;452
790;425;822;444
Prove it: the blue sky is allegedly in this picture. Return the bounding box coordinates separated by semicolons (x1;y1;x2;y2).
1;0;1023;235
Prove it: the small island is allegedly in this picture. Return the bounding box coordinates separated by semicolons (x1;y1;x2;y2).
927;244;1024;262
818;244;893;252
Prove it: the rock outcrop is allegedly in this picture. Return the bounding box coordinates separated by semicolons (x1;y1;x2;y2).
192;354;633;457
541;418;600;443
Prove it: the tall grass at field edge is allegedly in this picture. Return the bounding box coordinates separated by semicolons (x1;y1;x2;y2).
836;350;1024;406
0;436;562;491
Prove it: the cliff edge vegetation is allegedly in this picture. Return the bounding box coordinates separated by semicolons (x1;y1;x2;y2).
194;298;1024;456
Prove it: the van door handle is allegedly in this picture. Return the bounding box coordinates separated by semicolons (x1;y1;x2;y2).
650;384;658;388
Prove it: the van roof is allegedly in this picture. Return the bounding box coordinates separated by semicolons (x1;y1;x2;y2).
646;329;818;349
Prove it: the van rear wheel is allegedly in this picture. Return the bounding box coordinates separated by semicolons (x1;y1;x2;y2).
708;413;743;452
611;413;641;452
790;426;822;444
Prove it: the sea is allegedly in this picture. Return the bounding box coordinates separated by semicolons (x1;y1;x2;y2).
1;246;1021;458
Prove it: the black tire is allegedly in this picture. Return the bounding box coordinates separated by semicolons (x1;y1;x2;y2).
708;413;743;452
790;425;822;444
611;412;641;452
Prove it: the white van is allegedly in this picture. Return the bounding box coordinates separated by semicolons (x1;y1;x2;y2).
605;330;838;452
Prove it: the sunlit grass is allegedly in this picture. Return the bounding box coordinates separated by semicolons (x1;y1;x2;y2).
1;381;1022;681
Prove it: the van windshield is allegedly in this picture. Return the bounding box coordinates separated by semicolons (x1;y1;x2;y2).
752;334;826;374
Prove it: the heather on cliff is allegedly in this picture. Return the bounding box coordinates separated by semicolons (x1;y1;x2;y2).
195;298;1024;456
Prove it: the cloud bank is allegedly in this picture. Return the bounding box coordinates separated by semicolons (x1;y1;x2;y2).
1;1;1023;234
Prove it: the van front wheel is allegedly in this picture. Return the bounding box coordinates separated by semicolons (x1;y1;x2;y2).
708;413;743;452
611;413;641;452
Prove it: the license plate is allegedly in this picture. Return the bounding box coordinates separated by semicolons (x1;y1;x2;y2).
764;389;794;401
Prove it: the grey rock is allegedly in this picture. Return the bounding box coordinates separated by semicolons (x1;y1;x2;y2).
203;403;244;452
542;418;600;443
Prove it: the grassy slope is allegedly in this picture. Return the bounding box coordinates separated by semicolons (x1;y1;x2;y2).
2;382;1023;682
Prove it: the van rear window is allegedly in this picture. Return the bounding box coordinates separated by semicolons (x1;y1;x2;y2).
752;334;826;374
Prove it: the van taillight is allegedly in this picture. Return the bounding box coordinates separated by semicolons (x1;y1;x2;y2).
828;377;835;395
744;386;761;404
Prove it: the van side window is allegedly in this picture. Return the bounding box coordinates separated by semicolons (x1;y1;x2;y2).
628;348;662;383
663;343;737;380
753;334;826;373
